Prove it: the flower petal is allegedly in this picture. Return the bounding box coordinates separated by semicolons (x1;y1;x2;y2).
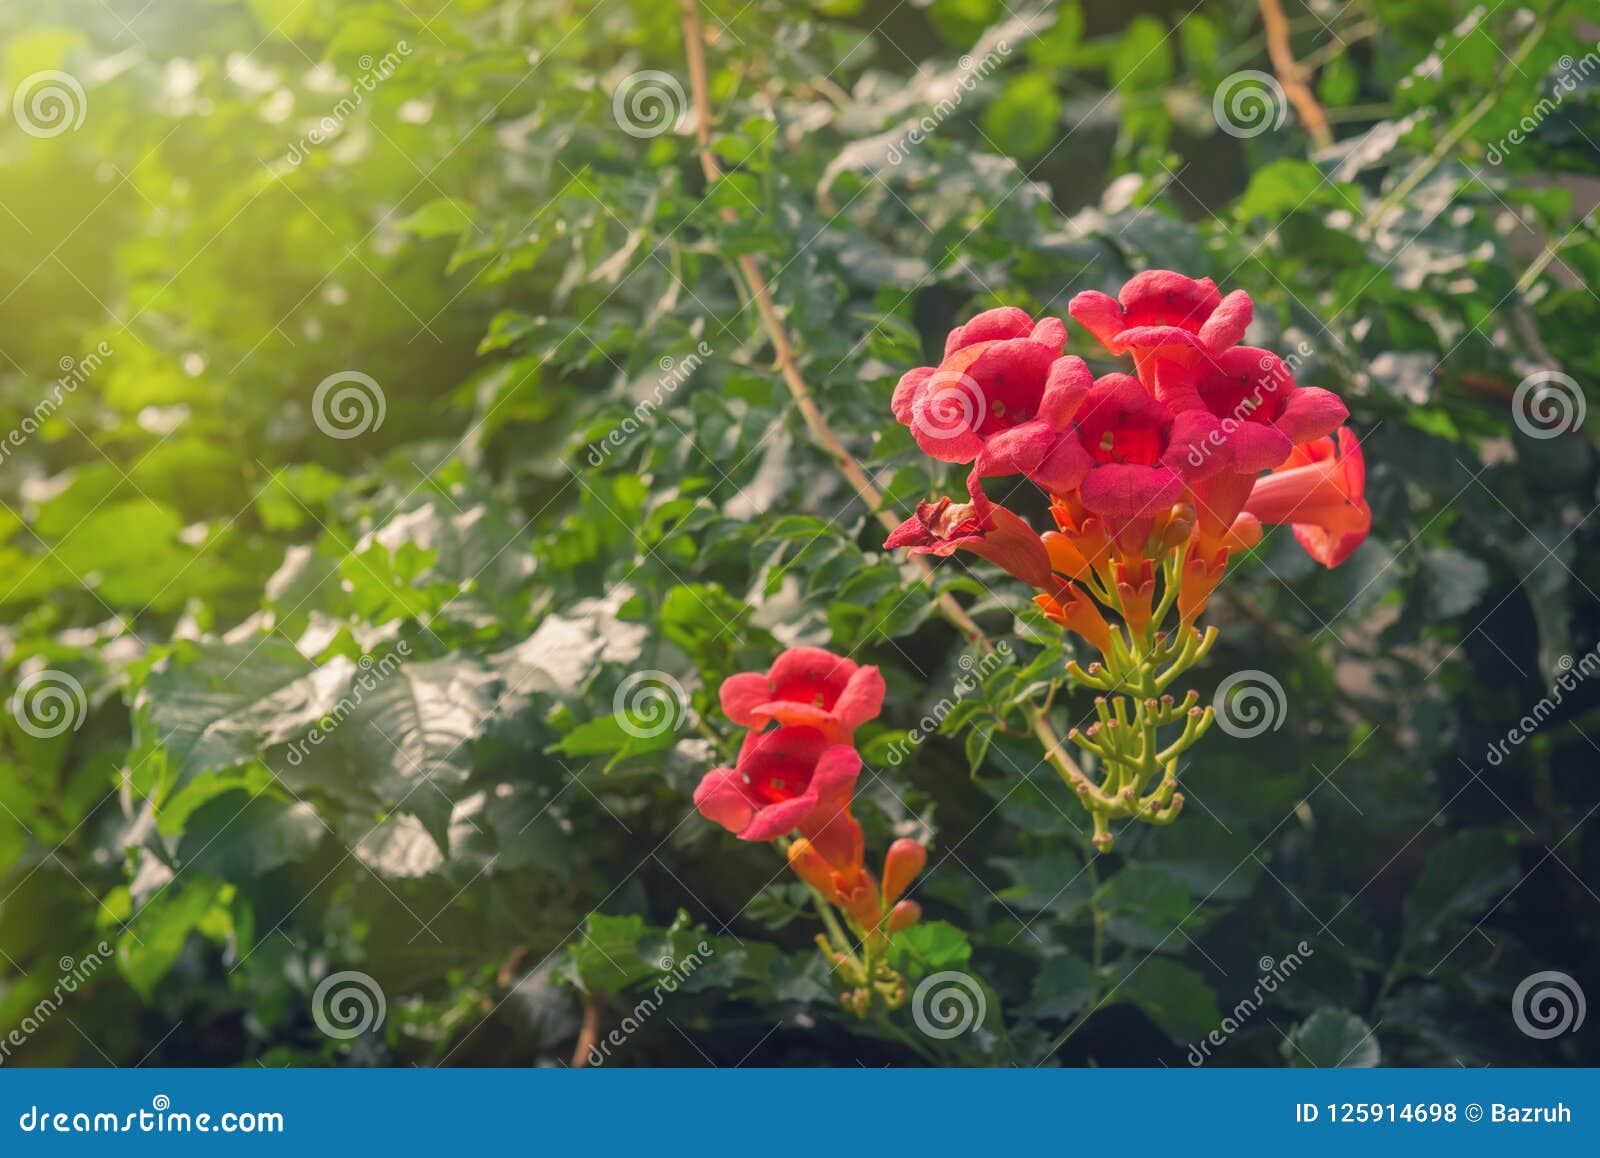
719;672;773;728
739;793;820;842
975;419;1057;478
1030;316;1069;351
944;306;1035;355
1275;386;1349;446
1198;289;1253;351
1229;421;1294;474
750;700;844;738
891;366;933;427
693;767;759;836
766;646;857;695
1120;270;1220;329
833;665;886;730
1079;463;1183;518
1039;355;1093;427
1068;291;1127;353
1029;430;1093;494
1115;325;1208;355
1164;409;1231;481
807;744;863;812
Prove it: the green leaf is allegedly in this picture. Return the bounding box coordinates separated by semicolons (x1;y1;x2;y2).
118;877;234;1000
1285;1009;1380;1067
400;197;477;239
887;919;972;977
1097;864;1195;951
981;72;1062;160
135;634;500;849
1402;829;1518;951
1029;952;1097;1021
1109;16;1173;90
1117;957;1220;1043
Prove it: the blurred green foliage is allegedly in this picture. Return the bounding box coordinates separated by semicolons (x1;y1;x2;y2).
1;0;1597;1066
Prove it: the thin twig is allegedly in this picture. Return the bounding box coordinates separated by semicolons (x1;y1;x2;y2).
676;0;1089;785
571;997;601;1067
1259;0;1333;150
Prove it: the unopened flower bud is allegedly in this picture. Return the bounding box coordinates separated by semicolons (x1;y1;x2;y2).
887;899;922;934
881;837;927;905
787;837;839;901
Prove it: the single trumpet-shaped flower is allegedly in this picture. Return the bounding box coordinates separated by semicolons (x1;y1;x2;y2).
693;726;861;843
1071;373;1211;526
719;646;884;745
891;308;1094;493
1242;426;1371;568
1069;270;1253;388
884;469;1055;590
1164;346;1349;475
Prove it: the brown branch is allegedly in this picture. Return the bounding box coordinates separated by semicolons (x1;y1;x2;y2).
571;997;601;1067
676;0;1090;787
1259;0;1333;150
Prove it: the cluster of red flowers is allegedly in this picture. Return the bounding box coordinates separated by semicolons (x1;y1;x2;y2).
887;270;1370;643
692;647;926;997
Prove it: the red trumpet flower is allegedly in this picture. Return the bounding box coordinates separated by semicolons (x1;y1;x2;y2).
719;646;884;746
891;308;1094;494
1071;373;1211;523
694;726;862;843
1242;427;1371;568
1162;346;1348;476
1069;270;1253;388
884;469;1055;590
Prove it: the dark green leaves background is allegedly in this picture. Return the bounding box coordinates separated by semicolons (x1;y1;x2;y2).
0;0;1596;1067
